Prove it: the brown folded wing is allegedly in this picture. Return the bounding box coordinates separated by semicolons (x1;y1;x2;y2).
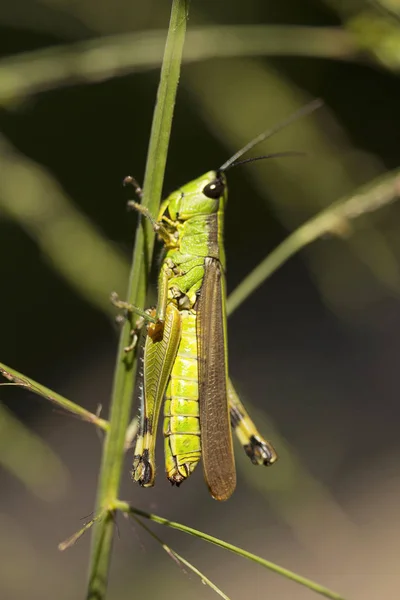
196;257;236;501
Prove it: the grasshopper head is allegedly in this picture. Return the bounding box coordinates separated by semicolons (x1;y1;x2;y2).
165;170;227;221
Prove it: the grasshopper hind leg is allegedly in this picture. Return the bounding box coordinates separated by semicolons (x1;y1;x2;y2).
132;304;182;488
228;379;278;467
132;450;154;487
132;409;156;487
243;435;277;467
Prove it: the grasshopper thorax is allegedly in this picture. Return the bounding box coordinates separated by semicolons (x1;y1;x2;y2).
163;170;227;221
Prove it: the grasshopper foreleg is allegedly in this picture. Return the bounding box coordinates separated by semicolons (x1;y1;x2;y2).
111;291;155;353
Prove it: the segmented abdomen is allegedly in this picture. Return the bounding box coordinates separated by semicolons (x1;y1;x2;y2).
163;310;201;484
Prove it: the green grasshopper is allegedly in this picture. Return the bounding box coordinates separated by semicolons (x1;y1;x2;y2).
115;100;321;501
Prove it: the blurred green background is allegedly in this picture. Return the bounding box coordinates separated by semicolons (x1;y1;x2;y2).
1;1;400;599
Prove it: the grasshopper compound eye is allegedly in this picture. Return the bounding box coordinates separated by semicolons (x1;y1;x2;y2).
202;177;225;199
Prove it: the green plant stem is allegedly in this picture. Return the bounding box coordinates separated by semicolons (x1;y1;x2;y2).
0;26;361;106
85;2;189;599
0;362;108;430
227;168;400;316
131;515;231;600
114;501;346;600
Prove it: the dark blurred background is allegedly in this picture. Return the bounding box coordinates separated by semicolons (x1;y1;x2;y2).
1;1;400;599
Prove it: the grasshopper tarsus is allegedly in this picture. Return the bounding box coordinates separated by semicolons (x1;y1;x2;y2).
124;332;138;353
111;292;149;352
126;199;140;212
127;201;160;233
244;436;278;467
132;452;154;487
110;291;132;311
123;175;143;198
123;176;162;232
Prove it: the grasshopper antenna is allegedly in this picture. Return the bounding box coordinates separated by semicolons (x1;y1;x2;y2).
218;98;322;173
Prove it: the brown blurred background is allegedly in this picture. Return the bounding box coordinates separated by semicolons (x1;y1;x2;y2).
1;1;400;599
